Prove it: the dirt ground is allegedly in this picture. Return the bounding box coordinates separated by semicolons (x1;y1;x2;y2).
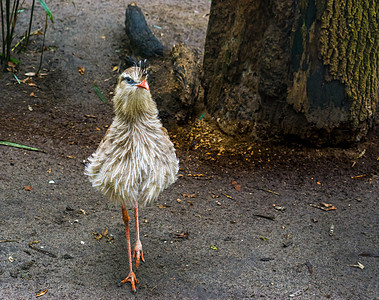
0;1;378;299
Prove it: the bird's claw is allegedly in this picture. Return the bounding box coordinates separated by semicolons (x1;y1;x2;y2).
133;241;145;269
121;271;139;292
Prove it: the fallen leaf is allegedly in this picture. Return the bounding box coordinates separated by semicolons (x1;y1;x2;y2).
101;35;106;40
36;289;48;297
273;205;286;212
182;193;196;198
174;232;189;239
80;209;86;215
289;286;309;298
78;66;85;75
305;261;313;274
112;66;119;72
309;203;337;211
232;180;241;191
30;92;37;97
25;72;36;77
210;245;217;250
93;232;103;240
31;29;43;36
84;114;97;119
349;262;365;269
24;186;33;191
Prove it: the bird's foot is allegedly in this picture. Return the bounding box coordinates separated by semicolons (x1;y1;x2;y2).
133;240;145;269
121;271;139;292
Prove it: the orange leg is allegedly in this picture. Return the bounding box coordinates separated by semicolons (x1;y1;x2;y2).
120;204;138;292
133;203;145;268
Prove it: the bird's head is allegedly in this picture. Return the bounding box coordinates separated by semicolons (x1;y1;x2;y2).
117;66;149;95
113;66;156;120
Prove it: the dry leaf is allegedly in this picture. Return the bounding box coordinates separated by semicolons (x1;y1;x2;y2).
310;203;337;211
93;232;103;240
30;92;37;97
112;66;119;72
24;186;33;191
36;289;48;297
175;232;189;239
232;180;241;191
78;66;85;75
182;193;196;198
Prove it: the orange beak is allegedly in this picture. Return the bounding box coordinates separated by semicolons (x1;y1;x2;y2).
136;80;149;90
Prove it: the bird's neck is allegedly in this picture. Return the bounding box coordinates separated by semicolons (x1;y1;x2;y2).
113;90;158;122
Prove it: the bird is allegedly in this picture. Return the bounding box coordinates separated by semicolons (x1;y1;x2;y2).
85;64;179;292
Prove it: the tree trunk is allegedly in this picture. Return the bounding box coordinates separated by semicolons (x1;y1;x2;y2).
203;0;378;145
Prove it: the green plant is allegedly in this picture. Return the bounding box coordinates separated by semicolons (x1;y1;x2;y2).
0;0;53;72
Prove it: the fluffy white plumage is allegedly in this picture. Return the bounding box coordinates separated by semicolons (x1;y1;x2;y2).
85;66;179;208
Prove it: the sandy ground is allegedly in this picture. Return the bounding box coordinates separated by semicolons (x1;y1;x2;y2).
0;1;378;299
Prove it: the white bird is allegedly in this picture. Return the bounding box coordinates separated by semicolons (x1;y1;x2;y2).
85;65;179;292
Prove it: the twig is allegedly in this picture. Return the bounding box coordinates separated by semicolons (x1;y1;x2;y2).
258;188;280;196
253;214;275;221
29;244;57;258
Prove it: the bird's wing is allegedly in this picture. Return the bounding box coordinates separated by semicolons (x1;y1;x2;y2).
160;126;174;149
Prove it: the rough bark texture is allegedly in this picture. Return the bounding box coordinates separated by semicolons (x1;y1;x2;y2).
203;0;379;145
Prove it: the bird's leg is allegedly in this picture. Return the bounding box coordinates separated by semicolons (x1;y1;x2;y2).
120;204;138;292
133;203;145;268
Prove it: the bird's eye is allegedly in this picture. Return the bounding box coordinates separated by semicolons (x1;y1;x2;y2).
123;76;135;85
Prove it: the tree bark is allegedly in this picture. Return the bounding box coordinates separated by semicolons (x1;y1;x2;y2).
203;0;379;145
